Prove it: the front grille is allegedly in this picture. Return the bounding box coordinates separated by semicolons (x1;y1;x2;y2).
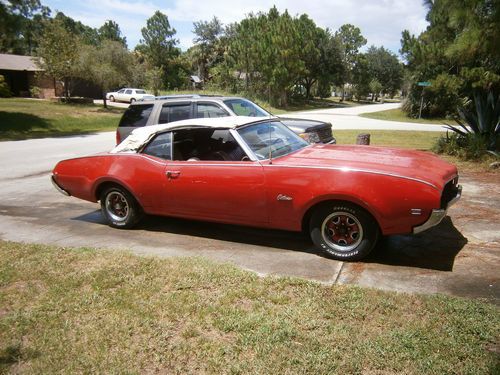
316;127;334;143
441;177;459;209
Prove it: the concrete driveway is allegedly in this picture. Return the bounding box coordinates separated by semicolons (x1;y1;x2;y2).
0;129;498;302
282;103;448;131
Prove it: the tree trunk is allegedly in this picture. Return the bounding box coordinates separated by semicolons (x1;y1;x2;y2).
341;84;345;102
102;90;107;109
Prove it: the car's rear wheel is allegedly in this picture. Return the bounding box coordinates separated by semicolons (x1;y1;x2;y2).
100;185;142;228
109;95;115;102
310;202;379;261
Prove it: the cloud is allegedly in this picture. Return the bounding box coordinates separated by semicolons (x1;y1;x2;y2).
43;0;430;53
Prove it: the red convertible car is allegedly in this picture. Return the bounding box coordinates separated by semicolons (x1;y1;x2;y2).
52;117;461;261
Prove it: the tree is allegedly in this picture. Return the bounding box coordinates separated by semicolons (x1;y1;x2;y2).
0;0;51;54
136;10;179;88
53;12;98;46
400;0;500;117
98;20;127;47
78;40;132;108
364;46;403;98
335;24;367;101
192;16;223;82
36;18;81;98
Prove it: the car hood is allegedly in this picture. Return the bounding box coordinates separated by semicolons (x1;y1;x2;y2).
273;144;458;190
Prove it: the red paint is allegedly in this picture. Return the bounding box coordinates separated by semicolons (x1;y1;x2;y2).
52;144;458;235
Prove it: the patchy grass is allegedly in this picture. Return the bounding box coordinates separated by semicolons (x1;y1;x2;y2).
360;108;459;125
0;241;498;374
334;129;445;150
0;98;123;140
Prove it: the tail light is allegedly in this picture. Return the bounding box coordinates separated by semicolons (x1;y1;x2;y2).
116;130;122;145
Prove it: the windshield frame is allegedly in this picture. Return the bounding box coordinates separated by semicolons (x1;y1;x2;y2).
236;120;310;162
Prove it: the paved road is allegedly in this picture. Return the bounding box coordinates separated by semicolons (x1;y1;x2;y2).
1;105;498;301
282;103;448;131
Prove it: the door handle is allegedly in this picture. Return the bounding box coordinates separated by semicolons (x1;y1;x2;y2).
166;170;181;179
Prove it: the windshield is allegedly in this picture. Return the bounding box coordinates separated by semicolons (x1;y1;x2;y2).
238;121;309;160
223;98;270;117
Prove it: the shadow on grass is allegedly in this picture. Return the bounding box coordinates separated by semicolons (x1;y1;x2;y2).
0;111;114;141
0;111;50;132
0;343;40;369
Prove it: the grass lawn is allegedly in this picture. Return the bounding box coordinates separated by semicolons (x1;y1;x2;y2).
0;98;123;140
0;241;498;374
335;130;444;151
360;108;458;125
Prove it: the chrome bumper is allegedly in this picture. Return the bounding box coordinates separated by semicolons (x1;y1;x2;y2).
51;175;70;196
413;185;462;234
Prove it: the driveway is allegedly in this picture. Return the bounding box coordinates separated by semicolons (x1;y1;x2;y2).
0;131;498;302
282;103;448;132
93;99;130;109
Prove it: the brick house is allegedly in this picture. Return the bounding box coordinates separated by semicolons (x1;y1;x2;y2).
0;53;61;98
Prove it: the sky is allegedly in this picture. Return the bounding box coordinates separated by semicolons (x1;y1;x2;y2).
41;0;430;55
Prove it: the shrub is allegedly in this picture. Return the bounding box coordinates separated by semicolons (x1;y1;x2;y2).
435;90;500;160
0;75;12;97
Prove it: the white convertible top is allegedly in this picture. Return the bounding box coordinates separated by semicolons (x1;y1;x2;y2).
111;116;275;153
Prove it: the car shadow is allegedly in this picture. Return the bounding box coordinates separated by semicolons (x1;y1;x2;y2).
74;212;466;271
365;217;467;271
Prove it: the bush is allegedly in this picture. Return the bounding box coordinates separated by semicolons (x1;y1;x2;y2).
434;132;490;160
0;75;12;97
434;90;500;160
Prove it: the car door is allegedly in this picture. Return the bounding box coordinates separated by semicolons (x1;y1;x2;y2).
163;128;268;225
122;89;133;102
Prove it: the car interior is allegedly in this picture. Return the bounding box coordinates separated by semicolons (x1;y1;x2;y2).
143;128;249;162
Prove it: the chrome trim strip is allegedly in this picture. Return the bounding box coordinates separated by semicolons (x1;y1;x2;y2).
413;209;447;234
230;128;259;161
167;162;261;167
262;164;438;189
51;175;70;196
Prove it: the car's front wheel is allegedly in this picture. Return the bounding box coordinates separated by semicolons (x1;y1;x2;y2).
310;202;379;261
100;185;143;228
130;98;136;103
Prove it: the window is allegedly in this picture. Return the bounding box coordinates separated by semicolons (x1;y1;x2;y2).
117;89;125;93
195;103;229;118
143;132;172;160
171;128;248;161
136;90;146;94
118;104;154;128
238;121;308;160
223;99;269;117
159;103;191;124
125;89;132;94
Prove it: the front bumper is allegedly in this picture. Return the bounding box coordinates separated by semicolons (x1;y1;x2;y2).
413;185;462;234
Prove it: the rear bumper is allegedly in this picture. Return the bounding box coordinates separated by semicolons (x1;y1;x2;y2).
51;175;70;196
413;185;462;234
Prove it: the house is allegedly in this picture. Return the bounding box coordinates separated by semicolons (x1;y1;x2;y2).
0;53;58;98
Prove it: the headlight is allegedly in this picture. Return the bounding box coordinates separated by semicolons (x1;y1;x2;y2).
299;132;321;144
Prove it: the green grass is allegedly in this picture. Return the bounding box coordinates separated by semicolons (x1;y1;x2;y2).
335;130;445;150
360;108;458;125
0;241;498;374
0;98;123;140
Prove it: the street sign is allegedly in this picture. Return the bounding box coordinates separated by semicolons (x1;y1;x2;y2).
417;81;432;87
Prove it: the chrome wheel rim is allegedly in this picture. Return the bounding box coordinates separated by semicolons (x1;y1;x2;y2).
321;212;363;252
105;192;129;222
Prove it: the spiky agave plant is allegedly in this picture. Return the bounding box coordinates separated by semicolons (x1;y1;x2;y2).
445;90;500;152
